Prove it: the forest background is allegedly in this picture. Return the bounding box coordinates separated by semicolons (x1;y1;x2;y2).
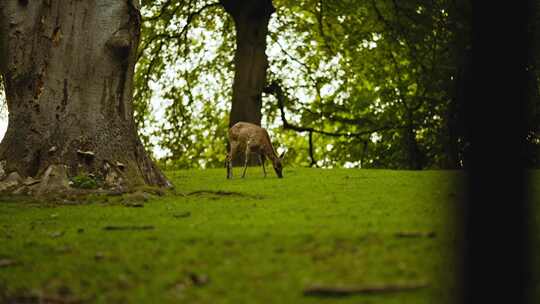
0;0;538;171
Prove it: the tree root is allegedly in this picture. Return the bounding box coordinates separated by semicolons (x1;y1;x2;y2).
0;162;170;199
184;190;264;199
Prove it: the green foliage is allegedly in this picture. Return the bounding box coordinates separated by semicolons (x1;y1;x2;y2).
265;0;472;169
134;0;476;169
0;168;465;303
70;173;99;189
135;1;233;166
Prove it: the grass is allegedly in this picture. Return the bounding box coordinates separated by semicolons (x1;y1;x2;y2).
0;167;499;303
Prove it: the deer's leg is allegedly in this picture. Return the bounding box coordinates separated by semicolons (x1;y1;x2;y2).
260;154;267;177
225;152;230;179
227;143;238;179
242;146;250;178
226;154;231;179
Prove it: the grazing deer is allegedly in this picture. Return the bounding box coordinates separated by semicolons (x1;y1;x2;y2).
226;122;285;179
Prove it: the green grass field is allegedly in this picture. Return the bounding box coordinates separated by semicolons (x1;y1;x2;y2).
0;168;534;303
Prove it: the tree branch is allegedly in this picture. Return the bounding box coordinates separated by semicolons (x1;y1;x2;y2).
144;0;177;21
137;2;221;61
316;0;336;55
265;81;404;139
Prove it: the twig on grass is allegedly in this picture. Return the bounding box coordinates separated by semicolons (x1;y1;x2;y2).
183;190;264;200
173;212;191;218
303;282;429;297
103;225;154;231
187;190;244;196
394;231;436;238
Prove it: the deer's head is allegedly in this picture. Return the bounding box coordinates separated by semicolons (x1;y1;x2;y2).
273;151;286;178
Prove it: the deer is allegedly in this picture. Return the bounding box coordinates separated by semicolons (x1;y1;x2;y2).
226;122;285;179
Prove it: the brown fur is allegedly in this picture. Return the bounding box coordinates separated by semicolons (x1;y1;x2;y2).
226;122;284;179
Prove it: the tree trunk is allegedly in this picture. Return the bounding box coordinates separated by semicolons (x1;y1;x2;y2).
221;0;274;166
0;0;170;195
444;49;470;169
221;0;274;127
404;111;422;170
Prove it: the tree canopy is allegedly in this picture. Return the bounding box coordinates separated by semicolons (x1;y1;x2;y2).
3;0;537;170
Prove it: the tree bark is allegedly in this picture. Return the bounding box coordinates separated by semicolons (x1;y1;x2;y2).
220;0;274;127
404;111;422;170
0;0;170;194
220;0;274;166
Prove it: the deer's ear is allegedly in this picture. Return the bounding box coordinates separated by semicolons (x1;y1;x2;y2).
279;150;286;160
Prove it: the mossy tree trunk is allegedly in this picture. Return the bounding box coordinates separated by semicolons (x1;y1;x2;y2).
0;0;170;194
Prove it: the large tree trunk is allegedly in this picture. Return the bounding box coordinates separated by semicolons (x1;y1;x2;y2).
220;0;274;167
221;0;274;127
0;0;170;195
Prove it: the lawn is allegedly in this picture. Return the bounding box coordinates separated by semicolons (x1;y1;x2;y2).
0;168;502;303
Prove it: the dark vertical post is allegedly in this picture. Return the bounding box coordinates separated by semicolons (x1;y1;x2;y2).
460;1;532;303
